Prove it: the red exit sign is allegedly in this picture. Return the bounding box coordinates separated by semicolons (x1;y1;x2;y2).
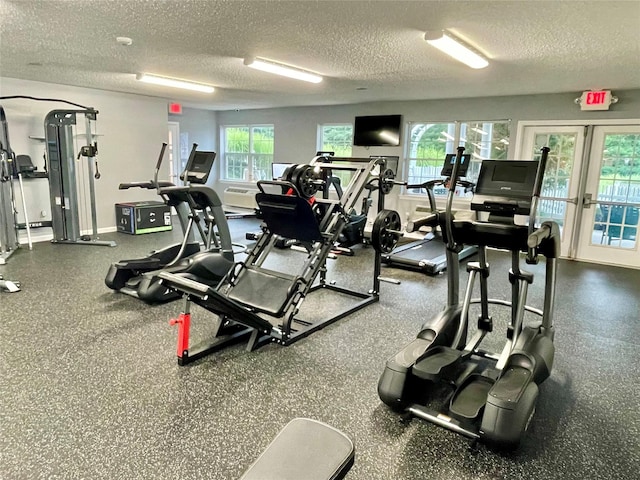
168;102;182;115
578;90;613;111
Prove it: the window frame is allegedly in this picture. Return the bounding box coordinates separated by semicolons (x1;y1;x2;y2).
404;119;511;197
221;123;275;182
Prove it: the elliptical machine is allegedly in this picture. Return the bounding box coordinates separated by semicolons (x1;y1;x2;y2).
106;144;235;303
105;143;200;292
378;146;560;448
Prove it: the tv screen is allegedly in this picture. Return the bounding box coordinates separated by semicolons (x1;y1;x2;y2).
353;115;402;146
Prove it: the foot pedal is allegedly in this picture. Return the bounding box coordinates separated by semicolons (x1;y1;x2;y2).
449;374;494;421
241;418;354;480
487;367;532;408
412;346;462;381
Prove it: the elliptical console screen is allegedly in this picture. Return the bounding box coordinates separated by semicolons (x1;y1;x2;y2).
472;160;539;215
184;151;216;184
441;153;471;177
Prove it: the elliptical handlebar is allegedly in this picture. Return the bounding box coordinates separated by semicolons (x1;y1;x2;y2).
152;142;168;194
526;146;550;262
119;180;172;190
444;146;466;252
527;224;552;248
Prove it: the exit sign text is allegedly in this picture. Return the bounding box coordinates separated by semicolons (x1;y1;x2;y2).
579;90;613;111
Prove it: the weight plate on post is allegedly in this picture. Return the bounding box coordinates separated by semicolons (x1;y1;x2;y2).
380;168;395;195
292;164;319;199
281;164;298;181
372;209;401;253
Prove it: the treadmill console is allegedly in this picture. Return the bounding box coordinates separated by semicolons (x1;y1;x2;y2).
181;151;216;184
471;160;539;215
441;153;471;177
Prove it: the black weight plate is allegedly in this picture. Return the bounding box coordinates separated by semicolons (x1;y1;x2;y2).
292;164;318;199
281;164;298;181
380;168;395;195
372;209;401;253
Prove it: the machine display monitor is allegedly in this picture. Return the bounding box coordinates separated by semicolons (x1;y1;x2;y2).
440;153;471;177
471;160;540;215
183;150;216;184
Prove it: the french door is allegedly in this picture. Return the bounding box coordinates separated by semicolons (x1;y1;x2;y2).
519;122;640;269
576;126;640;266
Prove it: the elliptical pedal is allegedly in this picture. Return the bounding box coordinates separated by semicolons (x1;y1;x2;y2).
449;374;494;421
412;346;465;381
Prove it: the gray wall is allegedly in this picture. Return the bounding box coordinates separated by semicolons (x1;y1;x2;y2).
169;107;217;151
211;89;640;213
0;77;168;239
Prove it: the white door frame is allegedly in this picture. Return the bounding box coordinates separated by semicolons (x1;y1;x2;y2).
515;118;640;267
519;125;586;258
514;119;640;158
576;125;640;267
167;121;180;185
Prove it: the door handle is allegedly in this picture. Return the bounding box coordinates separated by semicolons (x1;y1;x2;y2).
583;193;593;208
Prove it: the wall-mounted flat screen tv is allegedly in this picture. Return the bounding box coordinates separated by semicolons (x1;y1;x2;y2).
353;114;402;147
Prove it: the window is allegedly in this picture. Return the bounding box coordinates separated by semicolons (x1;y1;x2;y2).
222;125;274;181
318;123;354;187
406;122;456;194
459;121;510;181
405;120;510;196
318;124;353;156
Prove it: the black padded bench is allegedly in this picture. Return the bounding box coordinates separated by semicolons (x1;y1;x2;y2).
240;418;354;480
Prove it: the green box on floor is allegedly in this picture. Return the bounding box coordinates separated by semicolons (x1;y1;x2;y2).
115;201;172;235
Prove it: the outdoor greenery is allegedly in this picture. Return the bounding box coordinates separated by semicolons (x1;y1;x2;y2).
320;125;353;156
224;125;274;180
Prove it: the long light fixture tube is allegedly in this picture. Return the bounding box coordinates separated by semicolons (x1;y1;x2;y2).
136;73;215;93
244;57;322;83
425;31;489;69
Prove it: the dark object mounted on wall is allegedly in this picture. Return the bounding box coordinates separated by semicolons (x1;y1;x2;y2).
353;114;402;147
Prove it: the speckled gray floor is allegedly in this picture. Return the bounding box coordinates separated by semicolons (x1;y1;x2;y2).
1;218;639;480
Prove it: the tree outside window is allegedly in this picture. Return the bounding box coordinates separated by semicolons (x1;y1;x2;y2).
223;125;274;181
318;124;353;156
406;120;510;197
318;123;353;185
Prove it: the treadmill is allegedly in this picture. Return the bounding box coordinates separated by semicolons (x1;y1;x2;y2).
382;153;477;275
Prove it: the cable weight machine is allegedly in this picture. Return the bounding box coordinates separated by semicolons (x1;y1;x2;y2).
44;109;115;247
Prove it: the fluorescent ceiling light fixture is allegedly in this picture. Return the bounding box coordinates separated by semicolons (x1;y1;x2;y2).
136;73;215;93
424;31;489;69
472;152;486;160
244;57;322;83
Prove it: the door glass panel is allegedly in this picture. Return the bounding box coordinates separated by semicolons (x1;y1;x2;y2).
589;133;640;249
532;132;578;232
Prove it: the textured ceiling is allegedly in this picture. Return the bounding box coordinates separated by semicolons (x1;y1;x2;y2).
1;0;639;111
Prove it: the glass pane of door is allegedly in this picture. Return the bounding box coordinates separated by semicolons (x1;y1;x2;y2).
577;125;640;267
521;126;584;257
